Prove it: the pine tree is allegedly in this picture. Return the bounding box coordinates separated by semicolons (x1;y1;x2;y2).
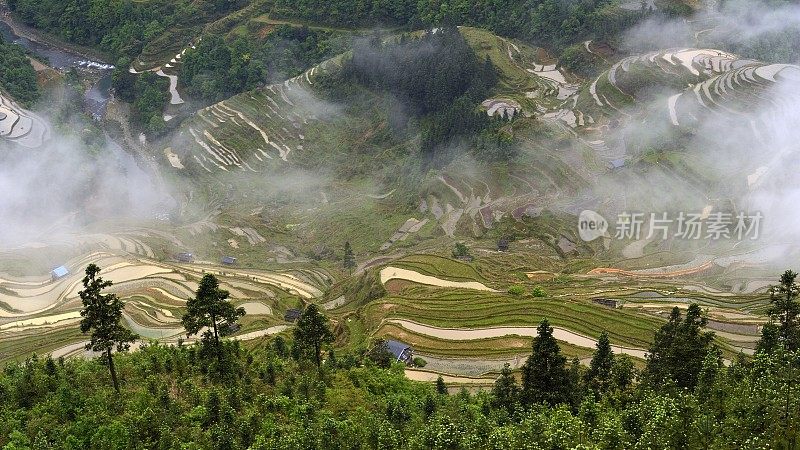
492;363;519;415
521;318;570;406
79;264;138;393
760;270;800;352
643;304;715;389
584;331;615;396
292;304;334;367
436;376;448;395
181;274;246;367
343;241;356;275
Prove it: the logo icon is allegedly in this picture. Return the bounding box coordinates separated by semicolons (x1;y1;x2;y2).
578;210;608;242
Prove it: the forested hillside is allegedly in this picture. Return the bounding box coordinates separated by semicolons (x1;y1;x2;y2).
7;0;240;60
342;28;505;165
275;0;642;48
1;298;798;449
0;36;39;106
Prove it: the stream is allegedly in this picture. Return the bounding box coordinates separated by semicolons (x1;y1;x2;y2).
0;16;113;119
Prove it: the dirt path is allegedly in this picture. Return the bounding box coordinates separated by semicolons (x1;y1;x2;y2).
404;369;496;384
388;319;648;359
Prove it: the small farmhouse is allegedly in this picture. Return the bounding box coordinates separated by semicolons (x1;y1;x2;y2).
284;308;302;322
386;340;413;365
176;252;194;262
51;266;69;281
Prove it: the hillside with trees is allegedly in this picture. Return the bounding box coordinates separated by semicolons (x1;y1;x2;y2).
7;0;240;60
0;267;797;448
342;28;511;165
0;36;39;106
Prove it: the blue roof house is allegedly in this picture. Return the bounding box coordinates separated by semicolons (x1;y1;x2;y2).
386;340;414;365
51;266;69;281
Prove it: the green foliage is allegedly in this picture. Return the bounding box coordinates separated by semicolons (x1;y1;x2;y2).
435;375;448;395
491;363;519;415
761;269;800;352
292;304;334;367
451;242;470;259
343;241;356;274
412;356;427;367
559;43;601;78
343;28;498;165
521;318;572;407
182;274;246;370
273;0;644;50
78;264;138;392
8;0;224;59
180;26;348;102
530;285;547;297
643;304;715;389
0;334;798;448
0;36;40;106
584;331;614;396
131;72;168;132
366;338;393;368
272;0;419;27
110;57;135;102
507;285;525;296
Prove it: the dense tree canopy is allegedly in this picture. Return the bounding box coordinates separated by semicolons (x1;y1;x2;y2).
0;37;39;106
274;0;643;50
343;28;500;164
178;26;348;102
8;0;238;59
643;304;716;389
0;312;797;448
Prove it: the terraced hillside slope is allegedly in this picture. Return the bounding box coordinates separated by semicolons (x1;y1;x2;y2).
0;243;331;364
319;252;769;379
0;91;49;148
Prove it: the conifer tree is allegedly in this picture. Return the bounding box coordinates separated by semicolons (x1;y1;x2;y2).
584;331;615;396
644;304;715;389
760;270;800;352
436;376;448;395
521;319;570;406
492;363;519;415
343;241;356;275
79;264;138;393
182;274;246;367
293;304;334;367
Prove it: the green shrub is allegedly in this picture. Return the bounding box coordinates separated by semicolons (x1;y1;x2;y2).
412;357;427;367
508;285;525;296
531;286;548;298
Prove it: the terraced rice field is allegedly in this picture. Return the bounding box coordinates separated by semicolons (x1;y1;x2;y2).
0;92;49;148
174;55;344;172
347;254;768;375
0;246;330;364
577;48;800;133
